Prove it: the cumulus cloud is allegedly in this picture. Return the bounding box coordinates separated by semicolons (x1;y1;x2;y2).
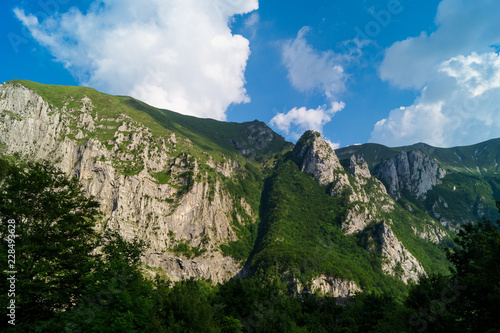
379;0;500;90
271;27;348;140
270;102;345;140
372;52;500;147
372;0;500;147
14;0;258;120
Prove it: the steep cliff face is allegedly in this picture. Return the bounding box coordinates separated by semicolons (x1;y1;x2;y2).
293;132;394;234
292;131;426;283
370;222;426;283
375;150;446;200
292;131;343;186
0;81;251;283
2;80;457;291
308;275;362;297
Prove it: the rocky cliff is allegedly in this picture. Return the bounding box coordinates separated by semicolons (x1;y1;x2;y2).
292;131;427;283
292;130;344;186
1;80;465;294
375;150;446;200
0;81;254;283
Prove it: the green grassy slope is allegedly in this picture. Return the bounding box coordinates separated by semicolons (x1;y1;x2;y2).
3;80;462;293
9;79;290;163
336;139;500;228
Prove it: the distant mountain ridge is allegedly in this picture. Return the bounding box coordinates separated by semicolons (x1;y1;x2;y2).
336;138;500;175
337;139;500;229
1;79;499;297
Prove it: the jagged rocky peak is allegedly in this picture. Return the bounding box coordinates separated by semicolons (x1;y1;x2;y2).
0;81;249;283
349;155;371;178
375;150;446;200
229;120;288;156
292;130;343;186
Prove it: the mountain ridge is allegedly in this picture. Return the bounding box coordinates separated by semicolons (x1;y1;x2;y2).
1;79;499;297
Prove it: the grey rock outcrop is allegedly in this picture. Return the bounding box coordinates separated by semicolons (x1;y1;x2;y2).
0;82;246;283
287;274;361;298
292;131;343;186
371;222;426;283
349;155;371;180
308;275;362;297
291;132;425;283
293;132;394;235
375;150;446;200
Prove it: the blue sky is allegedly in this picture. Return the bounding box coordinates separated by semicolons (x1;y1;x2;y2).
2;0;500;148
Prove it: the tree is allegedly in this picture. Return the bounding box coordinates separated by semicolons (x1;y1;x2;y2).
446;216;500;332
62;231;157;333
404;201;500;333
0;157;100;330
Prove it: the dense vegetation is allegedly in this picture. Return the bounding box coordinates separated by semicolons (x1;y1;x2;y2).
246;158;408;295
1;157;499;332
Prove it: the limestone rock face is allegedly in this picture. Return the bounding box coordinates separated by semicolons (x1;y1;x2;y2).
0;82;245;283
291;132;425;283
371;222;426;284
309;275;362;297
293;132;394;235
349;155;371;180
376;151;446;200
292;131;343;186
287;274;361;298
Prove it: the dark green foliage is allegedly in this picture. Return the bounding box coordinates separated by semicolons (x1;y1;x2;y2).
403;273;464;333
220;163;264;261
0;157;100;330
381;202;452;276
403;206;500;333
154;279;221;333
248;159;408;295
2;155;500;332
60;231;156;333
424;173;499;224
171;240;206;259
0;157;156;332
445;218;500;332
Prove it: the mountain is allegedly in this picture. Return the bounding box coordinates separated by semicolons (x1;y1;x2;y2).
1;79;498;297
337;140;500;230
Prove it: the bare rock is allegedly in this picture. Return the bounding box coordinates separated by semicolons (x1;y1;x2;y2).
375;150;446;200
293;130;343;186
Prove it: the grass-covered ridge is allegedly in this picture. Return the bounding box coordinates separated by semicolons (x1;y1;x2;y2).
8;79;290;164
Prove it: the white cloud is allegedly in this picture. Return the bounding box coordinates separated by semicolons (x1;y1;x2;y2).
282;27;347;99
270;102;345;140
440;52;500;97
379;0;500;90
372;0;500;147
244;12;259;28
272;27;349;141
372;52;500;147
14;0;258;120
